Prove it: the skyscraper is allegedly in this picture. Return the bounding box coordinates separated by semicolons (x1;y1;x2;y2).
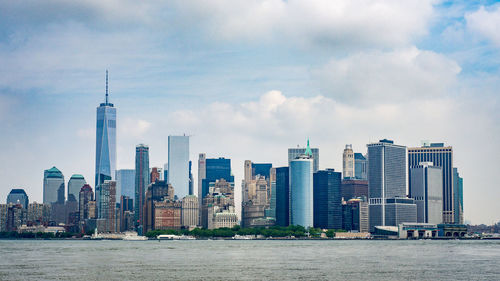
95;70;117;188
168;135;190;199
43;166;65;204
368;139;416;231
290;155;314;228
6;189;29;209
68;174;86;203
408;143;454;223
135;144;150;227
410;163;443;224
273;167;289;227
354;153;368;180
288;139;319;172
115;169;135;202
79;184;94;224
200;157;234;201
313;169;342;229
453;168;464;224
197;153;206;208
97;180;117;232
343;144;355;179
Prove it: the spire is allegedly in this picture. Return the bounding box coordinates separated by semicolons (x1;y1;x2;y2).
105;70;109;104
305;137;312;157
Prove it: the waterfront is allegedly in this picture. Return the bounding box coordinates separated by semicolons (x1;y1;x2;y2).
0;240;499;280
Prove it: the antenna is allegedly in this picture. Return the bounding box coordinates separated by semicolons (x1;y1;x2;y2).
105;70;109;104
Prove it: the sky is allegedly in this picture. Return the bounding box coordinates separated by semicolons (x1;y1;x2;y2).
0;0;499;225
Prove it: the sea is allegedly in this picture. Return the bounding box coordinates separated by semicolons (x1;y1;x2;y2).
0;239;499;280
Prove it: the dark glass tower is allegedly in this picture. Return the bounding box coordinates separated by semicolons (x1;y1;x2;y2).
275;167;290;227
313;169;342;229
135;144;150;227
95;70;116;188
200;157;234;200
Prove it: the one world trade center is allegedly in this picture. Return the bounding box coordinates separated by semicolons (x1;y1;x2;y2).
95;70;116;187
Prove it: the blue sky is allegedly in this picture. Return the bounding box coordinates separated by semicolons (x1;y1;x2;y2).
0;0;499;224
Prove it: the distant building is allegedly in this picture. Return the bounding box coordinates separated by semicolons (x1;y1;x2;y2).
290;154;314;228
200;157;234;201
410;163;443;224
168;135;190;200
154;200;181;230
341;179;368;201
202;179;236;229
274;167;290;227
120;195;134;232
288;139;319;172
7;189;29;209
135;144;150;228
0;204;7;231
368;139;416;231
150;167;162;183
115;169;135;203
95;72;116;187
342;198;369;233
27;202;51;225
213;212;239;229
43;166;65;204
181;195;199;228
313;169;342;230
197;153;206;209
79;184;94;224
453;168;464;224
68;174;86;203
6;204;24;231
408;143;454;223
143;180;174;232
343;144;355;179
97;180;117;232
354;153;367;180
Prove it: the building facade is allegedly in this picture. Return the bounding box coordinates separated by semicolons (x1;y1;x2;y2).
290;155;314;228
343;144;355;179
68;174;86;203
288;142;319;172
79;184;94;224
408;143;454;223
97;180;117;232
95;71;116;187
43;166;65;204
342;198;369;233
341;179;368;201
274;167;290;227
7;189;29;209
354;153;368;180
410;163;443;224
168;135;190;200
115;169;135;203
313;169;342;229
181;195;199;228
135;144;150;228
453;168;464;224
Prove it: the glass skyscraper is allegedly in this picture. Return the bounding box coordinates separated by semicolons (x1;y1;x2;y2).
7;189;29;209
313;169;342;229
67;174;86;203
135;144;150;227
116;169;135;203
410;163;443;224
453;168;464;224
274;167;289;227
200;157;234;200
290;155;314;228
43;166;65;204
168;135;190;199
354;153;367;180
95;71;116;188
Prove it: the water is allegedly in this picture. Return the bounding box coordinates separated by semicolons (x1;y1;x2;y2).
0;239;499;280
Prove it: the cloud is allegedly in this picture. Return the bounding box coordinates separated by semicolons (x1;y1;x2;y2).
119;118;152;138
313;47;461;104
170;0;435;48
466;5;500;46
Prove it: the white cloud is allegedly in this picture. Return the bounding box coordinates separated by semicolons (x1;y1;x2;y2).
313;47;461;104
119;118;152;138
171;0;435;48
466;5;500;46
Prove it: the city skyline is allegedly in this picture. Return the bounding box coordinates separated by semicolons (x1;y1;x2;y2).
0;1;499;225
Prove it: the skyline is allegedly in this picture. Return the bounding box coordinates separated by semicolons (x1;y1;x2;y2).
0;1;499;225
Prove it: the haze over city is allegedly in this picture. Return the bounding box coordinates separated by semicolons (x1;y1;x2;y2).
1;1;499;225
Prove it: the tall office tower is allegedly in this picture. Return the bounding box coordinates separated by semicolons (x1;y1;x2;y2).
43;166;65;204
343;144;355;179
168;135;190;199
288;139;319;172
408;143;454;223
453;168;464;224
354;153;368;180
27;202;51;225
95;70;117;188
410;163;443;224
115;169;135;203
368;139;416;231
150;167;162;183
189;161;193;195
6;189;29;209
197;154;206;208
135;144;150;227
274;167;290;226
97;180;116;232
79;184;94;223
200;157;234;200
252;163;273;179
265;168;277;220
181;195;199;228
290;155;314;228
313;169;342;229
120;196;134;232
68;174;86;203
342;198;369;233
